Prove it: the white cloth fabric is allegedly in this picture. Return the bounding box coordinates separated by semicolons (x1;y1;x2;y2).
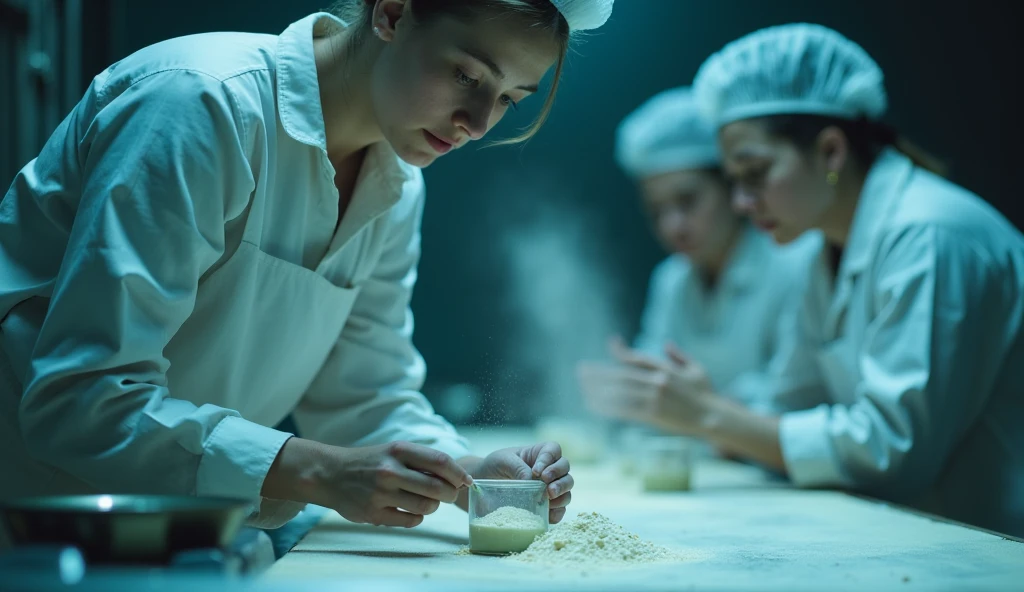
692;23;887;126
635;225;822;413
615;86;719;179
550;0;614;30
0;12;469;528
774;148;1024;538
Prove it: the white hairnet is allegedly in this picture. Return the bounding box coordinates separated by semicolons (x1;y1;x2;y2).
615;86;720;180
692;23;887;126
549;0;614;31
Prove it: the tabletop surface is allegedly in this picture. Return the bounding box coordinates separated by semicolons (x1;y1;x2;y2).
264;427;1024;591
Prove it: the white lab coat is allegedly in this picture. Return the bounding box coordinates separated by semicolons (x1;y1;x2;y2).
776;148;1024;537
635;224;821;413
0;13;469;528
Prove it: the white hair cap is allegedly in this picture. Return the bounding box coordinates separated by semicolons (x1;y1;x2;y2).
549;0;614;31
615;87;719;179
693;23;888;126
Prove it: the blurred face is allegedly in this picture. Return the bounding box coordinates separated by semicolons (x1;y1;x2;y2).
640;168;740;267
370;5;559;167
719;120;834;244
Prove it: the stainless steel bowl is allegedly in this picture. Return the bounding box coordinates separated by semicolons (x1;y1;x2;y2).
0;495;249;564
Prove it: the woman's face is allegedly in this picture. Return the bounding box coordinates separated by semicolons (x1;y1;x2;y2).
371;5;560;167
640;168;740;267
718;120;835;244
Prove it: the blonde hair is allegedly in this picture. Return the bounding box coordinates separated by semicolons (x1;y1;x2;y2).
330;0;571;145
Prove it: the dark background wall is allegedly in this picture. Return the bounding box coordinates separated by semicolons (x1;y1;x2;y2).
5;1;1021;425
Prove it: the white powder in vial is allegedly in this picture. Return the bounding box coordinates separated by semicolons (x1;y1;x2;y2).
469;506;547;555
473;506;545;529
509;511;682;566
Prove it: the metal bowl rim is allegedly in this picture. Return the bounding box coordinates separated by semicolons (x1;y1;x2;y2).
0;495;250;515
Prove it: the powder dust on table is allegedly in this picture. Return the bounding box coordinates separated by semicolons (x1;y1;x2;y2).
507;511;685;567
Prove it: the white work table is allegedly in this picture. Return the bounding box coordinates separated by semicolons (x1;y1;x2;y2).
264;428;1024;591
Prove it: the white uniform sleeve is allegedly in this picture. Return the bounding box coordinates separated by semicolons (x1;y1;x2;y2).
779;225;1006;500
293;181;470;460
633;259;678;357
17;71;294;525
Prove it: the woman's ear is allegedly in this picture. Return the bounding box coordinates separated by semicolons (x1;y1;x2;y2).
371;0;407;41
816;125;849;176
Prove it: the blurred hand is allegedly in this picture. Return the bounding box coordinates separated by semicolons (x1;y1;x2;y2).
577;337;717;434
472;442;573;523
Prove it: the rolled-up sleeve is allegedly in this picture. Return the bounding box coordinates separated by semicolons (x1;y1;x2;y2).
779;226;1005;500
17;70;292;522
294;181;470;460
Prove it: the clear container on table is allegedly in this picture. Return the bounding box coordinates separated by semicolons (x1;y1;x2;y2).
468;480;548;555
639;436;695;492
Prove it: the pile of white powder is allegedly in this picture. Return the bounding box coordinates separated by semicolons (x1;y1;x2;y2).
508;511;682;566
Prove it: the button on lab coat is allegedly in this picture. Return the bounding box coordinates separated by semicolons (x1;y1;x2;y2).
0;13;468;527
635;224;821;412
776;148;1024;537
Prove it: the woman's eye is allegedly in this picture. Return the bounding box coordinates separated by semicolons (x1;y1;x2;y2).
455;68;478;87
500;95;518;110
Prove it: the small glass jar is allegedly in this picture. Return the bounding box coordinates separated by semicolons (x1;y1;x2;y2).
639;436;695;492
468;480;548;555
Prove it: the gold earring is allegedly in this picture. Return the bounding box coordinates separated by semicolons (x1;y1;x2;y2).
826;171;839;186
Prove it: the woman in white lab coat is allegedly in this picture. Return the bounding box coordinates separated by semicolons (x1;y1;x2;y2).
609;86;820;415
0;0;615;529
579;24;1024;537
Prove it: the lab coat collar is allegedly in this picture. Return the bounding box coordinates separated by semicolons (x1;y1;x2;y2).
819;148;913;340
331;141;417;251
837;148;915;277
276;13;341;152
277;13;412;212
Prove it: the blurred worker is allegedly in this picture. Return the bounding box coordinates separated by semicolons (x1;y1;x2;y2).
591;86;819;418
581;24;1024;538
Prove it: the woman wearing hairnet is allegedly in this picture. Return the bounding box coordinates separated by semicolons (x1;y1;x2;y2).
0;0;617;530
584;87;820;417
580;24;1024;537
